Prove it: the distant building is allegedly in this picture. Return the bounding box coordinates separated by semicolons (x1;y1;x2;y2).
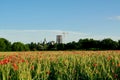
56;35;62;44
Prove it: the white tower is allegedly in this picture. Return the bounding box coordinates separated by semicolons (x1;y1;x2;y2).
56;35;62;44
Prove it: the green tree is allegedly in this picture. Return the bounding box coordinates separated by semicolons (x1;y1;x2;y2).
101;38;118;50
12;42;29;51
0;38;11;51
118;40;120;49
57;43;65;50
28;42;37;51
36;42;44;51
65;41;78;50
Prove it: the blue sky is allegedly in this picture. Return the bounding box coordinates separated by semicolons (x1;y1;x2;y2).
0;0;120;43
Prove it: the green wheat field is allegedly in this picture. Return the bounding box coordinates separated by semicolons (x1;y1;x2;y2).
0;51;120;80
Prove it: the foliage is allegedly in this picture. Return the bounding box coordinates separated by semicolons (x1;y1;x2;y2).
12;42;29;51
0;38;11;51
0;37;120;51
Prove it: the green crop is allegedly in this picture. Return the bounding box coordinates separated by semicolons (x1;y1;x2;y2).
0;51;120;80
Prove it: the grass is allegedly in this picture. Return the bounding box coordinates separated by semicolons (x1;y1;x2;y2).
0;51;120;80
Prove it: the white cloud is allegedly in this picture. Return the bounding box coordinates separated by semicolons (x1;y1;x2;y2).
108;17;113;20
0;30;88;43
108;16;120;20
116;16;120;20
0;30;119;43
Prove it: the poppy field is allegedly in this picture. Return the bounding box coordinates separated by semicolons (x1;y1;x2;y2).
0;51;120;80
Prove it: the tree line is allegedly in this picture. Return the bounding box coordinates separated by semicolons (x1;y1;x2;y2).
0;38;120;51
